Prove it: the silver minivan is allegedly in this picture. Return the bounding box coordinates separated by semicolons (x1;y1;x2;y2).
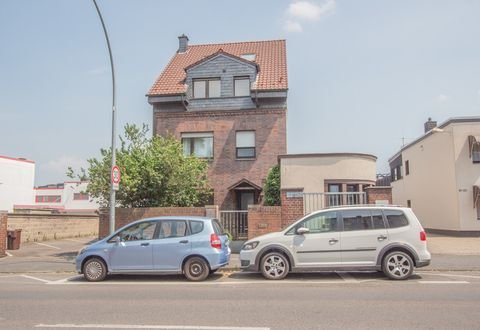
240;206;431;280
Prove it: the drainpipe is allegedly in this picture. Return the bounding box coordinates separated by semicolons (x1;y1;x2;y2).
181;94;188;111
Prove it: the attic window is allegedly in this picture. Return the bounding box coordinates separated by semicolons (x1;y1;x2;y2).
240;53;256;61
193;78;220;98
234;77;250;97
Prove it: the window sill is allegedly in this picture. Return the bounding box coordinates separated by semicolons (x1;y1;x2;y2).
236;158;256;161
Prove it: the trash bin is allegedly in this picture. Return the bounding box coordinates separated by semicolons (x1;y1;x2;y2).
7;229;22;250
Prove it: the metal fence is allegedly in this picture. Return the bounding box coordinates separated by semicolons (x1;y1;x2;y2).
303;192;367;214
219;210;248;240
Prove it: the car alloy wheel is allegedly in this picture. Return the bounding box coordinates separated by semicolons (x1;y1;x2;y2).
184;257;209;281
383;251;414;280
261;252;289;280
84;258;107;282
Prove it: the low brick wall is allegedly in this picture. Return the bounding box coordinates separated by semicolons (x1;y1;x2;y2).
99;207;207;238
365;186;392;205
7;213;99;243
247;206;282;240
0;211;7;257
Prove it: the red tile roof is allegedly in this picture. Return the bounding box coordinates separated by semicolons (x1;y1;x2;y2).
147;39;287;96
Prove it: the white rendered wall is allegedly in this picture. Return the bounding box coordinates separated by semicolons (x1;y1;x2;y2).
0;157;35;212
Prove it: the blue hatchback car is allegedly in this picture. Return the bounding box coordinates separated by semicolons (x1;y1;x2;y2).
76;216;231;281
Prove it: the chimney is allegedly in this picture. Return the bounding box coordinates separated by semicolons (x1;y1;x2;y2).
424;117;437;133
178;34;189;53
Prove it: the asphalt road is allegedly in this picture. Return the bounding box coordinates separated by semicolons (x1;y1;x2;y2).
1;271;480;330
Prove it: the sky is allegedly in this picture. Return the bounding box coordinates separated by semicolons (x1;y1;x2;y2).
1;0;480;185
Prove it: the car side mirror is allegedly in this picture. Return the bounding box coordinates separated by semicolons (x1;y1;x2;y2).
114;236;121;244
297;227;310;235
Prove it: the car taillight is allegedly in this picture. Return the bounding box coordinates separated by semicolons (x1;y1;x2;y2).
210;233;222;249
420;231;427;241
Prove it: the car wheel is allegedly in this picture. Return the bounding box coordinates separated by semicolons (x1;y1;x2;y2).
184;257;209;281
260;252;289;280
83;257;107;282
382;251;414;280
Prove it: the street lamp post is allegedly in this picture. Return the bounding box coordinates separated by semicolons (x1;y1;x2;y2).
92;0;117;235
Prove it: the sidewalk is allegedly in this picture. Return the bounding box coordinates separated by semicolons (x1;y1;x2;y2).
0;235;478;273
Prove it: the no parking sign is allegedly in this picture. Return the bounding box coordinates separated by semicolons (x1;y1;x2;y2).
111;165;121;191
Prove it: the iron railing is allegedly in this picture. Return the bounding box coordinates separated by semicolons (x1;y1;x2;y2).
219;210;248;240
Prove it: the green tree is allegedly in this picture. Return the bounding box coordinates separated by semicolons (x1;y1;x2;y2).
70;123;212;208
263;164;281;206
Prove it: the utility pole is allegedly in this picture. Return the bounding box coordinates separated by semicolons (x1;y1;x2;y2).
92;0;117;235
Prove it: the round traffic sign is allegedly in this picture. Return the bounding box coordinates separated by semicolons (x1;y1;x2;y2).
111;165;121;184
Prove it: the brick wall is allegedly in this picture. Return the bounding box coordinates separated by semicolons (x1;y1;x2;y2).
0;211;7;257
99;207;207;238
154;108;287;210
365;186;393;205
281;189;304;228
248;205;282;239
7;214;99;243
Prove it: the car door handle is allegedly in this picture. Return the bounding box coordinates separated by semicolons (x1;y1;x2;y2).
329;238;339;245
140;242;150;247
377;235;388;241
179;240;189;244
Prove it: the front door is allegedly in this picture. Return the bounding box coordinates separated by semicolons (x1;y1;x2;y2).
238;190;255;210
109;221;157;271
289;210;341;267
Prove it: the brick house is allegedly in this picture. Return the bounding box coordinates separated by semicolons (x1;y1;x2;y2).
147;35;288;210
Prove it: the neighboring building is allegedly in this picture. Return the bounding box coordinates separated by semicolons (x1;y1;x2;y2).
147;35;288;210
15;181;99;214
389;117;480;235
0;155;35;212
279;153;377;213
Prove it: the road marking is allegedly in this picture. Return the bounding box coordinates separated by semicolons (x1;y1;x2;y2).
47;277;348;286
35;324;270;329
63;239;87;243
418;281;469;284
21;275;51;284
416;272;480;279
34;242;62;250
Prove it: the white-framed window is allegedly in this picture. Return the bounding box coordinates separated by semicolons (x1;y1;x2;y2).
35;195;61;203
234;77;250;97
236;131;255;158
193;78;220;98
73;193;89;201
181;132;213;159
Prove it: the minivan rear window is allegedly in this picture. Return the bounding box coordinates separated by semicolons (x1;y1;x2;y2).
212;219;226;235
384;210;409;228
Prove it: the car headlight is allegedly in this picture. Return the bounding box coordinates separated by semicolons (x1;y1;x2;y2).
78;247;87;256
242;241;259;250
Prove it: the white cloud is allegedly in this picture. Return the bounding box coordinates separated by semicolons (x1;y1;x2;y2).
86;67;109;76
40;155;88;180
287;0;336;22
284;20;303;33
437;94;448;103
